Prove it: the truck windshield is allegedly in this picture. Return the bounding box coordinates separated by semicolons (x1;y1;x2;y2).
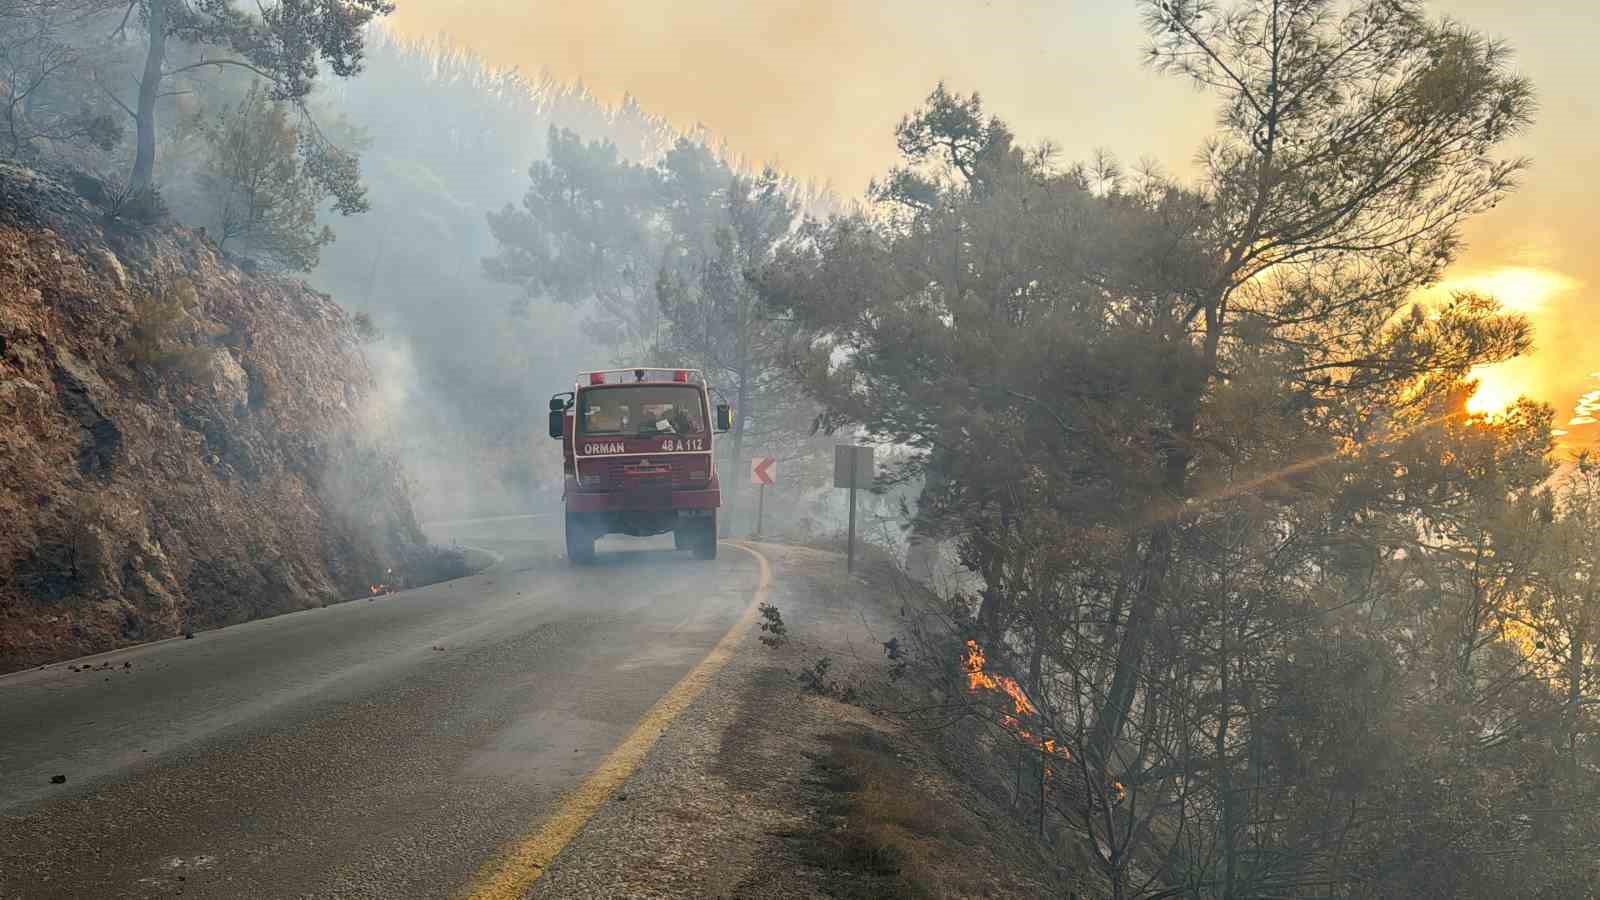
578;386;706;437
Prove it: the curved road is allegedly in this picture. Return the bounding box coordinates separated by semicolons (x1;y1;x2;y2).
0;516;764;899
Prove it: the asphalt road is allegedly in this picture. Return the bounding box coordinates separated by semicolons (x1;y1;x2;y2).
0;515;762;899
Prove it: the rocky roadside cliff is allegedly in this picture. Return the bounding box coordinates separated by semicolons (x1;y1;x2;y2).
0;163;459;673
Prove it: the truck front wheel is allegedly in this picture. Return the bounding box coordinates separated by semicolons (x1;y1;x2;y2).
692;511;718;560
565;510;596;564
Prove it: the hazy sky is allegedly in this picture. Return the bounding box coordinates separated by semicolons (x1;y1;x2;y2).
391;0;1597;445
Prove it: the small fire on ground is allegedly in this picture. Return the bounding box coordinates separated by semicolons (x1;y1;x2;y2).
369;568;400;596
962;640;1128;805
962;639;1070;760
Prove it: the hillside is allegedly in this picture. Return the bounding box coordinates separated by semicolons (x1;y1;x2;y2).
0;163;452;673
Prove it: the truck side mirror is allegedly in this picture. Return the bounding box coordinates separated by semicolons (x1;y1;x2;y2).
715;404;732;433
549;396;567;412
548;410;564;440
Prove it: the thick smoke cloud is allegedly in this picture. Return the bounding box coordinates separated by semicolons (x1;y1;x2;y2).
308;33;688;522
386;0;1599;445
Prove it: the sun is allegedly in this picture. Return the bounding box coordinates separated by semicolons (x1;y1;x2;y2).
1422;266;1582;420
1465;366;1523;417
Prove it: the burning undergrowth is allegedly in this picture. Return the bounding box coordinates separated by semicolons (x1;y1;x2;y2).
754;549;1132;897
963;639;1077;765
745;545;1083;898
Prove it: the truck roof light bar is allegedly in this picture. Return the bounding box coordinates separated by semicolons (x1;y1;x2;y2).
577;368;705;386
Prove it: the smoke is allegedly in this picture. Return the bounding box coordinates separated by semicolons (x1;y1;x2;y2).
306;33;686;523
359;308;610;523
383;0;1599;449
308;30;855;530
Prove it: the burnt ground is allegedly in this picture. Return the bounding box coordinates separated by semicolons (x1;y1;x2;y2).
0;162;445;671
524;543;1077;899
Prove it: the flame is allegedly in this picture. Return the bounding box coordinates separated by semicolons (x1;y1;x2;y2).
369;568;398;596
963;639;1036;716
963;640;1069;760
962;641;1124;809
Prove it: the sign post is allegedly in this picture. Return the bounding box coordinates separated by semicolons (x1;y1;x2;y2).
833;445;874;573
750;455;777;536
847;454;856;573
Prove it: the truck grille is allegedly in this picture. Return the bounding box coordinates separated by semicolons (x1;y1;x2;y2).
576;457;710;489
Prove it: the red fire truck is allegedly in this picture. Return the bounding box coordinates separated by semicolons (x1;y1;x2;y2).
549;368;732;563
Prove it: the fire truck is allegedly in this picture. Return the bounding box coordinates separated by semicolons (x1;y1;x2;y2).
548;368;732;563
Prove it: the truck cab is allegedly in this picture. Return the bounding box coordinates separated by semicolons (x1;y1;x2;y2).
549;368;731;563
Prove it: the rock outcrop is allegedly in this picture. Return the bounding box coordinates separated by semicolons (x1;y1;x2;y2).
0;164;445;672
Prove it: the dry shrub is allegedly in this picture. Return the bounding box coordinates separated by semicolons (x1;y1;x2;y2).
807;728;988;899
125;279;211;379
108;185;170;224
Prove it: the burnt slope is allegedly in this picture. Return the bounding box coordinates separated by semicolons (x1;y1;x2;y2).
0;163;443;672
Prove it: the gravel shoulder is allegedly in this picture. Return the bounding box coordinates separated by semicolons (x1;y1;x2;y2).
525;542;1070;900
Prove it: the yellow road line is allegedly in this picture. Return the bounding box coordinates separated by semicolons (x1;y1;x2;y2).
462;541;772;900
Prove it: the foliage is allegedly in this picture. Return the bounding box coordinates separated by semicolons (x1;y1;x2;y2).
195;81;333;271
115;0;392;200
0;0;124;158
762;2;1594;896
484;126;668;352
798;656;858;703
757;600;788;648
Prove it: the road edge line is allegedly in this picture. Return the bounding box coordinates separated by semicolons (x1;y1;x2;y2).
461;540;772;900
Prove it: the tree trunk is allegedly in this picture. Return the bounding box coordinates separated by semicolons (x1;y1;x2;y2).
129;0;166;194
1565;618;1586;758
1088;293;1222;774
1089;520;1173;771
1217;614;1238;899
971;497;1019;649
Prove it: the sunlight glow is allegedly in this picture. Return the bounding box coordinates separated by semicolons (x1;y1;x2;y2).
1433;266;1580;315
1465;367;1524;417
1424;267;1583;422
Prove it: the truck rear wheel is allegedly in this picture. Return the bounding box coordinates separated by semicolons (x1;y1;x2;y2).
692;511;718;560
565;510;595;564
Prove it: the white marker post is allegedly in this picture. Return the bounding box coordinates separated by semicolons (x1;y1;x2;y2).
833;445;873;572
750;455;777;536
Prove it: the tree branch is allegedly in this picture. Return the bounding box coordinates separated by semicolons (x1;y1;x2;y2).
163;57;281;83
89;69;136;120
